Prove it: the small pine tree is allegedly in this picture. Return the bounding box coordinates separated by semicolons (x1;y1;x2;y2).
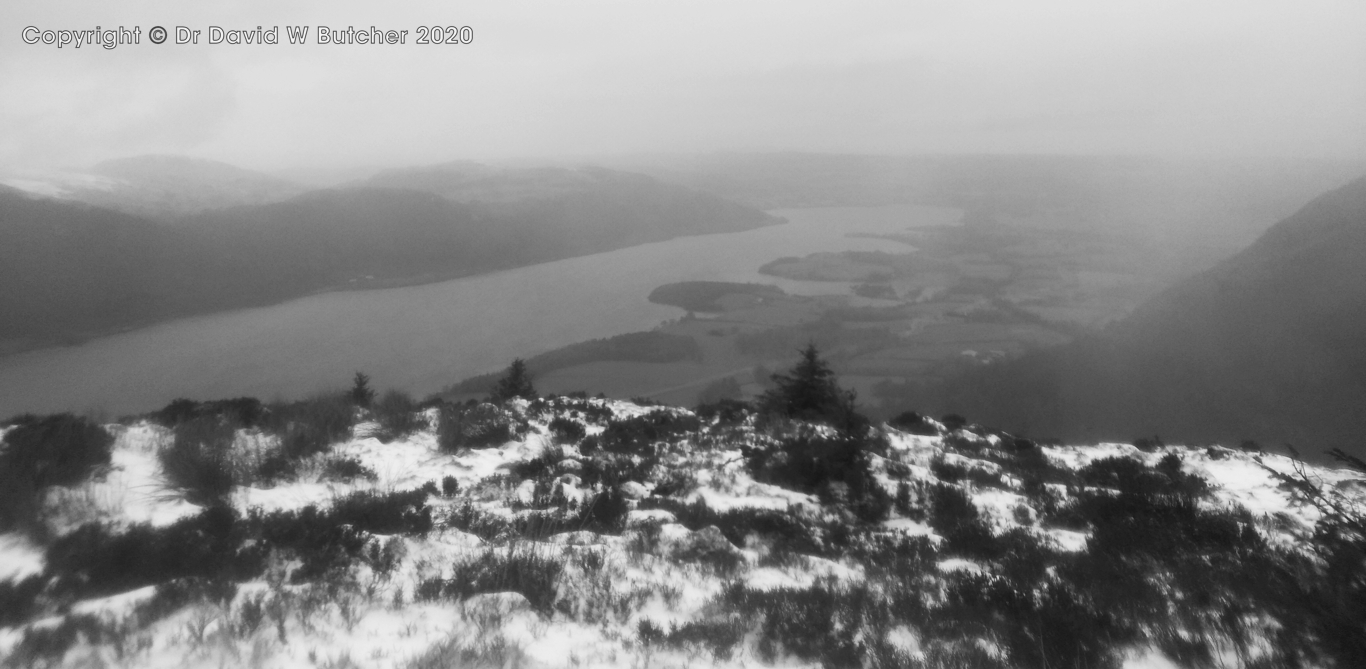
349;372;375;408
762;343;844;422
491;359;537;403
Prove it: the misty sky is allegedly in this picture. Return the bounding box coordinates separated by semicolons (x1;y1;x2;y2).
2;0;1364;173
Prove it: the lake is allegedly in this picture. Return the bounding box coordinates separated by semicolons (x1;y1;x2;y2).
0;205;960;416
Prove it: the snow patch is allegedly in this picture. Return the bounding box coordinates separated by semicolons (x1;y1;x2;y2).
0;534;44;582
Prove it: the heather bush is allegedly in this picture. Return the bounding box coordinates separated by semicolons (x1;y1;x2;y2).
0;413;114;488
746;428;868;494
441;475;460;497
508;445;566;481
848;472;893;523
255;452;298;484
431;545;565;613
580;487;631;532
937;575;1127;669
847;533;938;577
593;410;700;454
722;582;877;668
438;402;519;451
1077;456;1210;504
446;500;516;542
547;416;586;444
252;505;369;583
267;393;355;458
0;413;113;533
320;456;376;482
930;455;967;483
658;618;747;660
46;507;262;599
159;416;237;506
644;496;827;557
578;452;657;488
329;488;433;535
151;397;265;429
372;389;426;442
928;483;1004;559
940;414;968;431
887;410;937;435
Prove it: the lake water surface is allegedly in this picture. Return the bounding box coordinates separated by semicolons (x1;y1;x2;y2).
0;205;960;415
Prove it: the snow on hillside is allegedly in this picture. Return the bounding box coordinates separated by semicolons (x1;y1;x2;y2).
1;398;1362;669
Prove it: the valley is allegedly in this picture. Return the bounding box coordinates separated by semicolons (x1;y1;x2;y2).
446;211;1230;418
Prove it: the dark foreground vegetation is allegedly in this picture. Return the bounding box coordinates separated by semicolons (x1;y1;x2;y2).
1;350;1363;668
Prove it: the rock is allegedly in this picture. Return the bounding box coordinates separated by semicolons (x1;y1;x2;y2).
687;526;737;553
619;481;650;500
557;458;583;473
460;591;533;618
662;524;743;567
515;479;537;505
553;477;587;506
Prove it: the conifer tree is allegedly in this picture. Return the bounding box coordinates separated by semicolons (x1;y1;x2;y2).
349;371;375;408
491;358;537;403
762;343;844;422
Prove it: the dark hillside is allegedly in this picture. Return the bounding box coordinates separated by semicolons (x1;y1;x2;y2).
0;186;228;345
363;164;780;254
924;176;1366;457
0;165;778;349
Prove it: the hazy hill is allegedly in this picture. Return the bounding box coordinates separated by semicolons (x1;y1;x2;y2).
363;163;779;253
925;176;1366;457
365;162;662;202
66;155;306;219
618;153;1363;246
0;165;778;349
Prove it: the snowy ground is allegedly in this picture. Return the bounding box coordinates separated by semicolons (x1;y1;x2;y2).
1;399;1361;668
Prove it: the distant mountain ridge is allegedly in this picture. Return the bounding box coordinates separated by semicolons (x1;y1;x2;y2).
365;162;714;205
616;153;1364;246
361;163;779;251
50;155;306;219
927;175;1366;457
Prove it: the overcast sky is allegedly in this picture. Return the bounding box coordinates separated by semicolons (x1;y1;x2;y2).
3;0;1364;172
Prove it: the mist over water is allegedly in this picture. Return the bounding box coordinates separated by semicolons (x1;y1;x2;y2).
0;205;956;416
